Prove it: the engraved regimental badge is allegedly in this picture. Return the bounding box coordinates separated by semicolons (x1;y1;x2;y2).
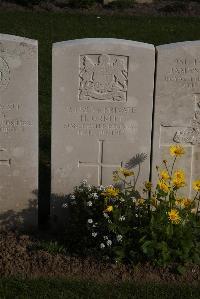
0;57;10;90
79;54;128;102
174;100;200;145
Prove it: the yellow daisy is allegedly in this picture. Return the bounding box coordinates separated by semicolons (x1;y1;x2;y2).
169;145;185;157
160;169;170;181
102;186;120;198
172;169;186;188
168;209;181;224
117;167;134;177
193;180;200;192
104;205;113;213
158;180;170;193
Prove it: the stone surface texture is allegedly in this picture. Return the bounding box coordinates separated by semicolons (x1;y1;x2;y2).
152;41;200;196
0;34;38;229
51;38;155;223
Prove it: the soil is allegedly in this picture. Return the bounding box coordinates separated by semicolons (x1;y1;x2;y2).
0;230;200;284
1;0;200;16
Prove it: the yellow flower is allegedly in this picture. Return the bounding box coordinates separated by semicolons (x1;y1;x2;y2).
145;181;152;191
137;198;145;205
175;197;184;208
160;170;170;181
183;198;193;209
168;209;181;224
158;180;170;193
117;167;134;177
102;186;120;198
170;145;185;157
113;171;120;182
193;180;200;192
172;170;186;188
104;205;113;213
151;196;158;208
175;197;193;209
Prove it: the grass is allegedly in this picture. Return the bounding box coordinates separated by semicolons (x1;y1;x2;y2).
0;277;200;299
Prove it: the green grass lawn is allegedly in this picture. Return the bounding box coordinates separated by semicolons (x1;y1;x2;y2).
0;277;199;299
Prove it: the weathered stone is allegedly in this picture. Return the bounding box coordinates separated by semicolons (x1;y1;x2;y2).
0;34;38;229
51;38;155;224
152;41;200;196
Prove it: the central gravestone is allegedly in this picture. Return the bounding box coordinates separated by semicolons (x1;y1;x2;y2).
152;41;200;196
0;34;38;229
51;38;155;222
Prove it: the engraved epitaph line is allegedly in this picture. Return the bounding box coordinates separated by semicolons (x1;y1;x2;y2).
0;147;11;167
78;140;123;185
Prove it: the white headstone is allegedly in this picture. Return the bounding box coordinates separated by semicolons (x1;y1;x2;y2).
152;41;200;196
51;38;155;223
0;34;38;229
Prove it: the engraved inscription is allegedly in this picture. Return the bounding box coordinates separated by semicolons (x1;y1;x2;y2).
0;57;10;90
0;103;33;134
164;57;200;88
0;147;11;167
78;139;123;185
64;105;136;137
79;54;128;102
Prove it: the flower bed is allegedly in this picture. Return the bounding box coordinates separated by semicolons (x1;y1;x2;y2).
63;145;200;274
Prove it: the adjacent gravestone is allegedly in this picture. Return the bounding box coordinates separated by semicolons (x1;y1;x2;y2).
51;38;155;223
152;41;200;196
0;34;38;229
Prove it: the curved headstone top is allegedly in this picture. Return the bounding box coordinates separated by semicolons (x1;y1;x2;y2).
53;38;154;50
0;33;37;45
0;34;38;230
51;37;155;226
157;40;200;49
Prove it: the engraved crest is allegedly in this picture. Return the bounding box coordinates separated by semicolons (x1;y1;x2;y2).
79;54;128;102
174;101;200;145
0;57;10;90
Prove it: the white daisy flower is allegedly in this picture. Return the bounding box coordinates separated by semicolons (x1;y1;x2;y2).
119;216;125;221
87;201;93;207
92;232;97;237
62;203;68;208
103;212;109;219
107;240;112;246
99;185;105;191
92;193;98;199
100;243;105;249
116;235;123;242
87;219;93;224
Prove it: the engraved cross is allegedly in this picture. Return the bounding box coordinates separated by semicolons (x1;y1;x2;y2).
78;140;123;185
0;147;11;167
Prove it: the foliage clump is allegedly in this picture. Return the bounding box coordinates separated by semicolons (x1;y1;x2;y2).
63;145;200;273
